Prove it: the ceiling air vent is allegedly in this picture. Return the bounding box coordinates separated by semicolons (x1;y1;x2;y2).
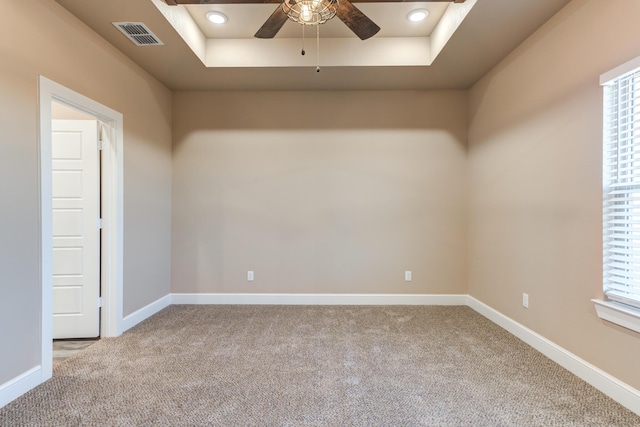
113;22;163;46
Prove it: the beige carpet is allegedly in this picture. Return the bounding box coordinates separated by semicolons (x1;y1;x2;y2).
1;305;638;426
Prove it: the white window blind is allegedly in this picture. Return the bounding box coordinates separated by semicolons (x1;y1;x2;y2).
602;61;640;310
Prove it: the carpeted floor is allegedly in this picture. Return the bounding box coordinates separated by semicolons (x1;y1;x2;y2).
1;305;639;426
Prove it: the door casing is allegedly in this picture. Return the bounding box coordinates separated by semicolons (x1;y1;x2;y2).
39;76;124;382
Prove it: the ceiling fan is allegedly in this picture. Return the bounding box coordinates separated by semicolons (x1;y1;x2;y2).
163;0;466;41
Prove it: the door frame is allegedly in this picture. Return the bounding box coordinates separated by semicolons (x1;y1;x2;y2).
38;76;124;381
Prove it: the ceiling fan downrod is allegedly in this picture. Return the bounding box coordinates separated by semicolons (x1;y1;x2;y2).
316;24;321;73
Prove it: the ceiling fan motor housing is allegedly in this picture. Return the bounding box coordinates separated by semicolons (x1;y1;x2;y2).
282;0;339;25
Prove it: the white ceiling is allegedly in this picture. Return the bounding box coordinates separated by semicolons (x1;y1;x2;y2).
55;0;572;91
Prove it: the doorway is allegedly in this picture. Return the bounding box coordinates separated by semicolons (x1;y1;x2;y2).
39;76;124;382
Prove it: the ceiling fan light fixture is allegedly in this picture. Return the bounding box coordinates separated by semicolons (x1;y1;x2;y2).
206;11;228;25
407;9;429;23
283;0;338;26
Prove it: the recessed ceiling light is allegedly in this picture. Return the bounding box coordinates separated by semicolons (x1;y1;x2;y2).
206;11;228;24
407;9;429;22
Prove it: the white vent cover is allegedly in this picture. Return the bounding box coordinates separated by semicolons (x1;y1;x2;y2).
113;22;163;46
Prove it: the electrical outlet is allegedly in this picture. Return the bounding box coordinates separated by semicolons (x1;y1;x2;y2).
247;271;254;281
522;293;529;309
405;271;412;282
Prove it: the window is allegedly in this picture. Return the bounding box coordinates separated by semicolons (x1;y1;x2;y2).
601;57;640;313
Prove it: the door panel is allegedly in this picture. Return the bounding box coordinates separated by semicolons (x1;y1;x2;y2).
52;170;84;198
52;120;100;339
52;287;83;314
52;209;83;236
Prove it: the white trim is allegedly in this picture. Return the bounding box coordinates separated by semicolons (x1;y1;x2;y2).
98;118;124;338
592;299;640;335
38;81;53;382
467;296;640;417
0;366;41;409
600;55;640;85
171;293;468;306
122;294;172;332
38;76;124;386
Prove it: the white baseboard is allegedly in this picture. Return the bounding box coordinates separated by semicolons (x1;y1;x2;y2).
171;293;468;306
121;294;172;333
0;366;41;409
467;296;640;417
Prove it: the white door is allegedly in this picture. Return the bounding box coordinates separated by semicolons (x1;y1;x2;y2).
52;120;100;338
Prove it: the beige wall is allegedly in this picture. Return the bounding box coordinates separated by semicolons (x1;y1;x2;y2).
0;0;172;384
172;91;467;295
468;0;640;390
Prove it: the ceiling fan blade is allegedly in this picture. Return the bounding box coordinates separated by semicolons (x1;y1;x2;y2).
254;6;288;38
335;0;380;40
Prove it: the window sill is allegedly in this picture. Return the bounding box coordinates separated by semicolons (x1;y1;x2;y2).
592;299;640;334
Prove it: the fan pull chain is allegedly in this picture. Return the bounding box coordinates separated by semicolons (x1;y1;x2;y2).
301;24;305;56
316;25;320;73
